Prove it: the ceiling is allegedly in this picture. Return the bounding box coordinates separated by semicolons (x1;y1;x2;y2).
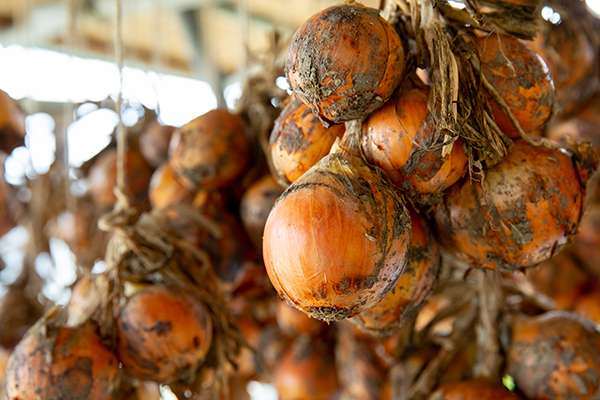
0;0;380;95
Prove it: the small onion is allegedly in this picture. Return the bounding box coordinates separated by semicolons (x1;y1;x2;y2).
270;96;345;184
169;109;251;190
274;337;339;400
475;35;556;137
148;162;195;210
434;138;595;270
505;311;600;400
429;379;522;400
285;3;405;126
263;127;412;322
6;322;121;400
0;88;26;153
351;207;441;336
361;80;468;201
117;284;212;383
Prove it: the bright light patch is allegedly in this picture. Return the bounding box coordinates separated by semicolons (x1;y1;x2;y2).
25;113;56;175
67;108;118;167
587;0;600;17
224;82;242;110
156;74;217;126
0;227;29;286
541;6;562;24
448;0;466;9
247;381;278;400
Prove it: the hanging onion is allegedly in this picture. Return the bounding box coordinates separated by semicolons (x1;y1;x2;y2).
434;138;597;270
285;3;405;126
263;122;412;322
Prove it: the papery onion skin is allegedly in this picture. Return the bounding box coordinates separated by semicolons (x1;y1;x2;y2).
6;323;121;400
285;3;405;126
505;311;600;400
475;35;556;138
352;207;440;336
270;97;345;184
361;82;468;202
434;138;592;271
117;284;212;383
149;162;196;210
263;151;411;322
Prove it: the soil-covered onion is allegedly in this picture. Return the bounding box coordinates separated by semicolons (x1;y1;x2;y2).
351;207;440;336
6;321;121;400
285;3;405;126
263;133;412;322
361;80;468;201
169;109;251;190
270;96;345;184
505;311;600;400
475;35;556;137
434;138;595;270
117;284;212;383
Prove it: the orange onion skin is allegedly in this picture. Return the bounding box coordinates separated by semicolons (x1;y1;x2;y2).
263;151;411;322
169;109;251;190
6;323;120;400
285;3;405;126
362;83;468;200
434;138;589;271
117;285;212;383
475;35;556;138
352;207;440;336
274;338;339;400
505;311;600;400
429;379;522;400
148;162;195;210
270;97;345;184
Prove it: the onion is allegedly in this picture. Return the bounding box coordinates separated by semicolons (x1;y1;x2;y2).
148;162;195;210
0;88;26;153
285;3;405;126
433;138;596;270
240;175;285;251
117;284;212;383
531;19;598;116
571;204;600;278
274;337;339;400
6;321;121;400
263;125;412;322
88;148;153;209
475;35;556;137
429;379;521;400
139;121;175;168
352;207;441;336
362;80;468;201
270;96;345;184
169;109;251;190
505;311;600;400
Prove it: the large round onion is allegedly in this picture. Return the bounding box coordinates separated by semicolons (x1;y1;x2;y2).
285;3;405;126
263;140;411;322
6;321;121;400
361;80;468;201
434;138;595;270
